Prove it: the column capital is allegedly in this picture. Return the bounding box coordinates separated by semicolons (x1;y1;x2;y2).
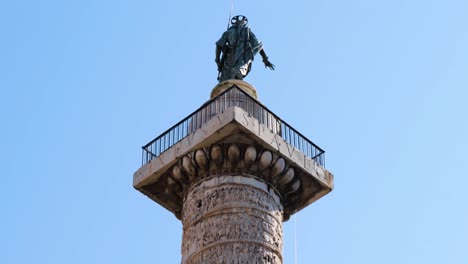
134;106;333;221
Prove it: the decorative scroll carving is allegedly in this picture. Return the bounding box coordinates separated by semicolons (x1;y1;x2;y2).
182;179;283;264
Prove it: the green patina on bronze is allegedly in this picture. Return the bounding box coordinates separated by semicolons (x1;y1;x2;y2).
215;15;275;82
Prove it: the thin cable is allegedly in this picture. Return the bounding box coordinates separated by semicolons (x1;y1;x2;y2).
225;0;234;29
230;0;234;22
294;214;298;264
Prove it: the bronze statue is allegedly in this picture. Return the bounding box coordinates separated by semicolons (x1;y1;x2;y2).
215;15;275;82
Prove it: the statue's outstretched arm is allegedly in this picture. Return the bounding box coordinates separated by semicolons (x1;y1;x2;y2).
259;49;275;70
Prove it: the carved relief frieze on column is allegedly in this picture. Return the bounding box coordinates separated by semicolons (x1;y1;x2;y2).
181;176;283;264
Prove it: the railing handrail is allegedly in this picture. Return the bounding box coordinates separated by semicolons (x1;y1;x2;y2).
142;85;325;167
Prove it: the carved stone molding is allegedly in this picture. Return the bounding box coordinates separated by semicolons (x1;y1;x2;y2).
155;143;302;219
135;106;333;222
181;176;283;264
133;85;335;264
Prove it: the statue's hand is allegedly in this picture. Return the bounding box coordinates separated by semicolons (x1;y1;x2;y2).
263;59;275;70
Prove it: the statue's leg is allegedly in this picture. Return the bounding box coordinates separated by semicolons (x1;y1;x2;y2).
220;68;236;82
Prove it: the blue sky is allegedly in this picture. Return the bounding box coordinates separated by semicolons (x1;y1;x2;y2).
1;0;467;263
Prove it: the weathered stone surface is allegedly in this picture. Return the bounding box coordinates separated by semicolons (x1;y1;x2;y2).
187;242;281;264
133;80;333;264
134;107;333;220
133;85;334;263
182;176;283;264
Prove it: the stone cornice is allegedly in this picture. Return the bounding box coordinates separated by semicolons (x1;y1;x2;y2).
134;107;333;220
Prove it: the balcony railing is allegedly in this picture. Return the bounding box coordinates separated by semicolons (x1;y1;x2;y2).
142;85;325;167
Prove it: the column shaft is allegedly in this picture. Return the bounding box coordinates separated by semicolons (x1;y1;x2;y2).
182;175;283;264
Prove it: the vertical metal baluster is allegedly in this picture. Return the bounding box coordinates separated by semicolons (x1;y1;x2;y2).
177;125;180;142
301;137;307;154
204;106;208;124
145;148;148;164
169;132;172;149
161;137;163;155
153;139;160;155
200;107;203;126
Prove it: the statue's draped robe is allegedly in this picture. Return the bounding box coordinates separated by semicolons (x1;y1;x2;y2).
216;24;263;82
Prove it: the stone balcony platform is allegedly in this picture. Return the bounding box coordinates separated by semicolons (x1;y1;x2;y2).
134;106;333;221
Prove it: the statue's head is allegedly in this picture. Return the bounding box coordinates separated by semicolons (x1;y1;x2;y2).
231;15;248;26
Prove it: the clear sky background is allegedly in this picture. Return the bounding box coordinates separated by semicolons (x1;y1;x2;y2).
1;0;467;263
